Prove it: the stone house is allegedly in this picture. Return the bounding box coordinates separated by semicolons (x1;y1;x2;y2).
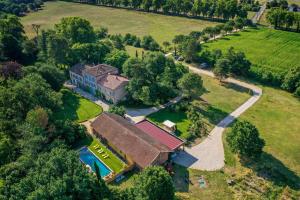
91;113;184;169
69;63;129;103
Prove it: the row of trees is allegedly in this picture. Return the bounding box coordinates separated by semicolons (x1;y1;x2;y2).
200;47;300;97
171;17;248;62
172;18;246;64
0;0;43;16
266;0;288;9
71;0;248;20
267;8;300;32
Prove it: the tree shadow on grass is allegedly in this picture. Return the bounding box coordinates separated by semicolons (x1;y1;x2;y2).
222;82;252;95
110;168;138;187
54;89;80;121
219;37;230;41
230;33;241;36
241;29;250;32
193;101;229;125
241;152;300;190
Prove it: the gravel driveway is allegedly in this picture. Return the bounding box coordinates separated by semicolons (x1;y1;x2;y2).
173;66;262;170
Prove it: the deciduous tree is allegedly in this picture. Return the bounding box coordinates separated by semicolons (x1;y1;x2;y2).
226;121;265;159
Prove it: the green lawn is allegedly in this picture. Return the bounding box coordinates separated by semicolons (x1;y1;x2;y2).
125;46;149;58
240;85;300;176
148;75;251;141
54;89;102;122
204;27;300;74
21;1;220;44
88;137;126;174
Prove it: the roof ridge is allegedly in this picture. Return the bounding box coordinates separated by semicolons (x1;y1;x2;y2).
105;113;170;153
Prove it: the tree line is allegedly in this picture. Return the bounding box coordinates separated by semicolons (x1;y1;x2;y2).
0;0;44;16
267;7;300;32
170;17;248;63
168;18;299;97
65;0;248;20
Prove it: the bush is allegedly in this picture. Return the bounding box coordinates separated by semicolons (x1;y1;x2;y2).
141;35;160;51
281;66;300;93
108;105;126;116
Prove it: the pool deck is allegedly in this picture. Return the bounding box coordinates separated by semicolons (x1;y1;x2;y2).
79;146;113;179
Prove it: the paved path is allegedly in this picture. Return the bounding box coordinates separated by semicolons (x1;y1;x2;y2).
125;96;182;123
252;2;267;24
173;65;262;170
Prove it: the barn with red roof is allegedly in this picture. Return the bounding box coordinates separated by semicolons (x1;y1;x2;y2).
135;120;185;151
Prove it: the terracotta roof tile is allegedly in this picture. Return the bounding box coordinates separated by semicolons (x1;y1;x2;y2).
98;75;129;90
83;64;117;77
136;120;184;151
91;113;171;168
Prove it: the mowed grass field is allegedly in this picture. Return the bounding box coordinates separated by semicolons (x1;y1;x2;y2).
240;85;300;176
21;1;220;44
204;27;300;74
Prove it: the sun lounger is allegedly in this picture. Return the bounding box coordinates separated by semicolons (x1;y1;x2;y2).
103;154;109;159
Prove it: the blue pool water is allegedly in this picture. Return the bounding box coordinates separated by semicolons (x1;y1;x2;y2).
79;147;111;177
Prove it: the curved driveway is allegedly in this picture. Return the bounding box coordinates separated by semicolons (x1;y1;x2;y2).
173;66;262;170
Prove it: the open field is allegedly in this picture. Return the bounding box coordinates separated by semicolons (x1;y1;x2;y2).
289;0;300;5
21;1;220;44
240;85;300;176
54;89;103;122
148;75;251;141
204;27;300;74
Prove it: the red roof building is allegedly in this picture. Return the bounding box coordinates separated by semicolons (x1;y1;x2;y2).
135;120;185;151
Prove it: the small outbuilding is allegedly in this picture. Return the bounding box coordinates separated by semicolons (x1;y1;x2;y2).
162;120;176;133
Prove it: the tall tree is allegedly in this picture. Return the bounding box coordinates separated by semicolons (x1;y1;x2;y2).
104;49;129;70
226;121;265;159
134;166;175;200
55;17;96;44
213;58;230;81
178;73;203;98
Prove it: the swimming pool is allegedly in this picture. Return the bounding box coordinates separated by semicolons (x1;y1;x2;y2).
79;147;111;177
